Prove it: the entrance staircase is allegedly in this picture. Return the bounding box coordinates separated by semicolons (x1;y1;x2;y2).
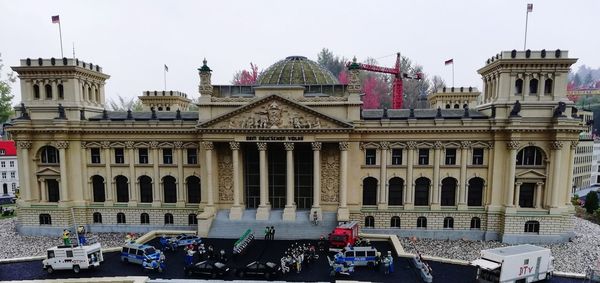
207;209;338;240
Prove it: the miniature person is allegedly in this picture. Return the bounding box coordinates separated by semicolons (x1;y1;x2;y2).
312;211;319;226
185;245;195;266
387;251;394;273
219;249;227;263
62;229;71;246
270;226;275;240
264;226;270;240
383;256;391;274
159;235;169;251
77;226;87;245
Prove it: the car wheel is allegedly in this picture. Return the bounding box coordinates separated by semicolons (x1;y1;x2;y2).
211;272;217;279
186;269;193;277
238;271;245;278
47;266;54;274
265;272;271;280
73;265;80;273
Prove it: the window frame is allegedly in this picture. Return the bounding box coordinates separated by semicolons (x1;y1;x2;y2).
418;148;430;165
390;216;401;228
138;148;149;164
443;217;454;229
365;149;377;165
163;148;173;164
186;148;198;164
391;148;402;165
524;221;540;233
90;148;101;164
114;148;125;164
445;148;457;165
470;217;481;230
417;216;427;229
472;148;484;165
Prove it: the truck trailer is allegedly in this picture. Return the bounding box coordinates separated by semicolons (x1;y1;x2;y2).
471;244;554;283
328;221;359;251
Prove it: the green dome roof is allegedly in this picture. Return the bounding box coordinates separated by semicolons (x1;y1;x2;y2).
257;56;339;85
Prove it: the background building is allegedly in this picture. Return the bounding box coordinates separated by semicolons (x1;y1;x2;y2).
0;141;18;199
573;109;594;193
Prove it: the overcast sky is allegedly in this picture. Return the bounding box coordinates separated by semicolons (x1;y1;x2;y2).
1;0;598;104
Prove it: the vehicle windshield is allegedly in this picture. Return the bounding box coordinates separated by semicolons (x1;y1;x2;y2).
266;262;276;268
331;235;347;242
144;247;156;255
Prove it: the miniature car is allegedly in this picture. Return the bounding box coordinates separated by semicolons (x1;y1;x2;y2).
120;243;163;265
43;243;103;274
184;260;230;278
142;256;166;273
167;234;202;249
235;261;280;280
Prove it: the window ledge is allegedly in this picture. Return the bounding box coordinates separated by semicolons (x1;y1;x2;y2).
111;163;129;167
414;165;432;168
88;163;105;167
160;164;177;167
387;165;406;168
183;164;199;167
467;165;487;168
361;165;380;169
135;164;153;167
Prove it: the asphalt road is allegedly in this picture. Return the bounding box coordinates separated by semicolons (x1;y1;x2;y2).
0;238;584;282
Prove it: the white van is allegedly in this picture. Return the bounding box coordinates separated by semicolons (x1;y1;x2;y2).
339;246;380;267
472;244;554;283
42;242;103;274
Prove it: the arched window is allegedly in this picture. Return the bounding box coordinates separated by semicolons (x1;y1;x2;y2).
93;212;102;223
524;220;540;233
33;84;40;99
470;217;481;230
186;176;201;203
468;177;484;206
443;217;454;229
445;104;451;109
91;175;105;202
453;104;459;109
390;216;401;228
45;84;52;99
515;79;523;94
188;213;198;225
88;87;92;101
164;213;174;225
516;146;544;166
544;79;553;94
362;177;378;205
415;177;431;206
139;176;153;203
57;84;64;99
40;146;59;164
388;177;404;205
529;79;539;94
364;216;375;228
39;213;52;225
117;212;126;224
140;213;150;224
94;88;99;102
441;177;457;206
417;216;427;229
163;176;177;203
463;103;468;109
115;175;129;203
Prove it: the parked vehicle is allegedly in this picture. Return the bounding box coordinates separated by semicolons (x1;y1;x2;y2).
471;244;554;283
120;243;163;265
142;255;166;273
329;221;360;251
327;255;354;277
336;246;380;268
235;261;280;280
184;260;229;278
42;242;103;274
168;234;202;249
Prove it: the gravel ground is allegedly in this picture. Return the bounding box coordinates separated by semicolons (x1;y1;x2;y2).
0;218;125;260
401;216;599;274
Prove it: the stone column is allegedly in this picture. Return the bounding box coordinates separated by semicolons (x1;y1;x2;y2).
378;142;389;210
175;142;185;207
458;141;470;209
486;143;496;207
202;141;215;206
17;141;32;203
101;141;114;204
282;142;296;221
51;81;57;101
536;182;544;209
514;182;522;207
506;141;519;208
550;141;563;209
431;141;442;209
405;141;417;209
337;142;350;221
80;142;90;203
55;141;69;205
229;142;244;220
126;141;137;205
39;178;47;202
311;142;323;220
150;141;161;206
256;142;270;220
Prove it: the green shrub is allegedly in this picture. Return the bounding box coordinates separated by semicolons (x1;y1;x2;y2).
572;194;580;206
585;191;599;214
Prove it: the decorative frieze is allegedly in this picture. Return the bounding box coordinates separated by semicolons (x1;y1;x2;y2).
321;145;340;202
284;142;294;151
53;141;69;149
256;142;267;151
339;141;349;151
17;141;32;149
202;142;214;151
550;141;563;150
229;141;240;151
311;142;322;151
506;141;520;150
218;149;233;201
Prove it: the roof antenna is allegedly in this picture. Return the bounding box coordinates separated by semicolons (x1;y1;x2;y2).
72;42;76;59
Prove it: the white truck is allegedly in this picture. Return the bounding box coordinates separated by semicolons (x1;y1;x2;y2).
42;242;103;274
471;244;554;283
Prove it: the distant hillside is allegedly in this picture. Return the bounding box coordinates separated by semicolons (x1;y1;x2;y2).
569;65;600;90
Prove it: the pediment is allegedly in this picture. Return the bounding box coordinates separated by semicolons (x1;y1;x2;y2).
197;94;353;131
36;167;60;176
515;169;546;179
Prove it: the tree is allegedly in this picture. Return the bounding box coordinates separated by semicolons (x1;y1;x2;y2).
108;95;143;111
231;63;259;85
585;191;599;214
430;75;446;92
317;48;346;78
0;53;15;124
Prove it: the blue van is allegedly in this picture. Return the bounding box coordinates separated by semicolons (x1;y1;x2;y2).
120;243;162;265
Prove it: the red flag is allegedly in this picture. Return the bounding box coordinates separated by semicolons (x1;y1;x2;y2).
527;3;533;12
51;15;60;24
444;59;454;65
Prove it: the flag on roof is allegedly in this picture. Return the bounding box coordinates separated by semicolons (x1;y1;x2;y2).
444;59;454;65
51;15;60;24
527;3;533;12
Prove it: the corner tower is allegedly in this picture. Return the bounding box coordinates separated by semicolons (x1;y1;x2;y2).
12;57;110;120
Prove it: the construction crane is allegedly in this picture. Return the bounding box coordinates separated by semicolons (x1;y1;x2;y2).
348;53;422;109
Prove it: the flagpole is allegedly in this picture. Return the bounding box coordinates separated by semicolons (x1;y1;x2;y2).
164;67;166;91
452;62;455;88
524;7;530;50
58;20;64;58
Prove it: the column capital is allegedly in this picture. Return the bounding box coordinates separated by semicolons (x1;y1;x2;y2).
339;141;349;151
407;141;418;149
380;141;390;150
284;142;295;151
433;141;443;149
16;141;32;149
515;181;523;186
53;141;69;149
506;141;520;150
174;141;184;149
311;142;322;151
125;141;135;149
202;141;214;151
460;141;472;149
149;141;159;149
257;142;267;151
550;141;563;150
536;181;545;186
229;141;240;151
100;141;111;149
570;141;579;149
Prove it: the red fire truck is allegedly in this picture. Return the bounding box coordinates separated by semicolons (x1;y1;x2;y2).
328;221;360;251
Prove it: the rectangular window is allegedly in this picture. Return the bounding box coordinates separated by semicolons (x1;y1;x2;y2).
66;250;73;258
1;172;5;179
114;148;125;164
473;148;484;165
418;149;429;165
365;149;377;165
163;148;173;164
445;148;457;165
9;161;14;167
187;149;197;164
90;148;101;164
138;148;149;164
10;172;15;178
1;162;4;168
391;149;402;165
